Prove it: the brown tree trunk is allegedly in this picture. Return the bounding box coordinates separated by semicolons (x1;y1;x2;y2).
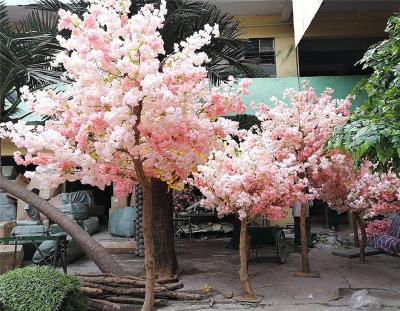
140;178;155;311
300;203;311;274
239;218;255;298
352;212;360;247
0;175;123;274
354;212;366;262
151;179;178;279
132;101;155;311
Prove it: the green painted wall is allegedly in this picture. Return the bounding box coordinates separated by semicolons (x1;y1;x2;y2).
241;75;367;115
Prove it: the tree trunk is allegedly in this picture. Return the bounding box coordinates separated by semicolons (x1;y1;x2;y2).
300;203;311;274
151;179;178;279
140;179;155;311
352;212;360;247
239;218;255;298
0;175;123;274
354;212;366;262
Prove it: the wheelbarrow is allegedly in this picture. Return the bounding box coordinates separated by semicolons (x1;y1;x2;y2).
248;226;287;264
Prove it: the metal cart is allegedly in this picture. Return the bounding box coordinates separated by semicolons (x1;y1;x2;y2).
247;226;287;264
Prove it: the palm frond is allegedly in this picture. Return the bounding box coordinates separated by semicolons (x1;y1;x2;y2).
31;0;88;17
18;9;59;34
0;6;64;120
159;0;263;82
0;1;9;31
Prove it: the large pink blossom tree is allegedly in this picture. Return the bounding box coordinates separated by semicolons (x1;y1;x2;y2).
194;130;305;299
0;0;251;309
257;83;352;276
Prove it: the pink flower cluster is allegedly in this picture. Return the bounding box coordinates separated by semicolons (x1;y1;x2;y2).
258;82;352;204
365;219;392;236
309;150;356;212
193;131;305;220
0;0;250;194
347;163;400;217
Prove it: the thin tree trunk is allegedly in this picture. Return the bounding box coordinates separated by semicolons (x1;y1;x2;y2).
300;203;311;274
352;212;360;247
0;175;123;274
132;100;155;311
354;212;366;262
151;179;178;279
140;179;155;311
239;218;255;298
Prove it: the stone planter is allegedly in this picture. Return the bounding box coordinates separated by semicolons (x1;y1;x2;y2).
0;221;16;238
0;245;24;274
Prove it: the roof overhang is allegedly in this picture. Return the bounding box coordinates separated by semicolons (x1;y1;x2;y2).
292;0;323;46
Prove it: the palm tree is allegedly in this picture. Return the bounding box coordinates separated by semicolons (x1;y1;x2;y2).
0;2;63;122
0;2;123;274
12;0;262;278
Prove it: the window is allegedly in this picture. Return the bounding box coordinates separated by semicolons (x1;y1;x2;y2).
244;38;276;77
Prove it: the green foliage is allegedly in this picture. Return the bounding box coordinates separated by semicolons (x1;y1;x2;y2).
326;115;400;170
0;266;88;311
355;14;399;117
327;14;400;171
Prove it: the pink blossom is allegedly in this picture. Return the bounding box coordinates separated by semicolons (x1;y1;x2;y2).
256;82;352;211
193;131;304;221
58;9;78;31
113;179;134;196
0;0;249;194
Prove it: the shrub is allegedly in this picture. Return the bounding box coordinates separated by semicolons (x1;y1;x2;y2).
0;266;88;311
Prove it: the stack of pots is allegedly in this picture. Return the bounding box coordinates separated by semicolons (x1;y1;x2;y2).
134;185;144;257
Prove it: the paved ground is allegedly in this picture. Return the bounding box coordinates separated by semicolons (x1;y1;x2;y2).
67;236;400;310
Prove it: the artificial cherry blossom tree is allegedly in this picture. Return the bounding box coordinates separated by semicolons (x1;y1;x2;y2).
194;130;305;299
309;150;356;213
0;0;251;309
308;150;363;249
257;83;352;276
311;154;400;261
346;163;400;261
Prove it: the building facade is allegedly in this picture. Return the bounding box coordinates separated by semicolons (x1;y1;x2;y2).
209;0;398;109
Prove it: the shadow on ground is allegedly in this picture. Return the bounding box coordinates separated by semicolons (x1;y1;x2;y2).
66;238;400;310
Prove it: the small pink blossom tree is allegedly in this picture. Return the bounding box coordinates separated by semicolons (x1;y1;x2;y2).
257;83;352;276
309;150;356;213
311;154;400;261
194;130;305;299
346;163;400;261
0;0;250;309
308;150;363;250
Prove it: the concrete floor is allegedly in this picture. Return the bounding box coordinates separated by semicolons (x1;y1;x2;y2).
66;237;400;310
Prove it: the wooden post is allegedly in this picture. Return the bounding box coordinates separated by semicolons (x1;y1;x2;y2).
300;204;310;274
354;212;366;263
239;218;255;298
351;212;360;247
294;203;320;278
